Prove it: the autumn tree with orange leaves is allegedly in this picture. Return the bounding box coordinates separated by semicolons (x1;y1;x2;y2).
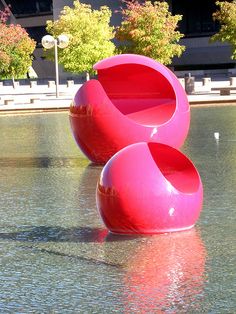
115;1;185;65
0;6;36;79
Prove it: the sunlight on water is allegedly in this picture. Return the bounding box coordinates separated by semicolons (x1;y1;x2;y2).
0;107;235;312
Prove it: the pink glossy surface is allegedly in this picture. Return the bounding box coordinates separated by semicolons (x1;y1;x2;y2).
96;142;203;234
69;54;190;164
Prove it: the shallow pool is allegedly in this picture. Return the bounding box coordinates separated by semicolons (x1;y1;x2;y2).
0;106;235;313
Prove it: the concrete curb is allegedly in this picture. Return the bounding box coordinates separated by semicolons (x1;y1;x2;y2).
0;82;236;114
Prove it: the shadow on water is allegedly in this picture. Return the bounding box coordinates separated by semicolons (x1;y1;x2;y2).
0;225;142;268
0;155;209;307
0;225;140;244
0;226;109;243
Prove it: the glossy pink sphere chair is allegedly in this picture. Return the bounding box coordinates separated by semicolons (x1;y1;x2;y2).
69;54;190;164
96;142;203;234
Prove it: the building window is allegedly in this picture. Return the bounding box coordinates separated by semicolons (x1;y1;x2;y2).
26;26;47;46
4;0;52;17
172;0;219;37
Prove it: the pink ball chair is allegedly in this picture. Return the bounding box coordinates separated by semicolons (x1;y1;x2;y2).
96;142;203;234
69;54;190;164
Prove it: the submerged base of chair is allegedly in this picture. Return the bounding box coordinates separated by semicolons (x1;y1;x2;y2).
96;142;203;234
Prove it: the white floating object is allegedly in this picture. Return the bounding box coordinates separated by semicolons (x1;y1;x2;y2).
214;132;220;140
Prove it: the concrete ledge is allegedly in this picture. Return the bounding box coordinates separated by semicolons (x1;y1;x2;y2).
220;88;231;96
4;98;14;105
30;97;41;104
48;81;55;88
67;80;74;88
30;81;37;88
211;86;236;96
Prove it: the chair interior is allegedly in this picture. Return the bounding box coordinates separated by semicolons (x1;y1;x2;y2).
148;143;200;193
97;64;176;127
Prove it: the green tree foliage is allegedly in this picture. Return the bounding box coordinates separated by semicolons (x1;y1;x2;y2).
46;1;115;74
0;7;36;79
115;0;185;65
211;1;236;60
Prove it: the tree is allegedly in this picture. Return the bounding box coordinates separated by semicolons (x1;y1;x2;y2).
115;0;185;65
0;7;36;80
211;1;236;60
46;1;115;75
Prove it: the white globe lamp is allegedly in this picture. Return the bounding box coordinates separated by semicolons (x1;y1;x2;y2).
57;34;69;49
41;35;55;49
41;34;69;98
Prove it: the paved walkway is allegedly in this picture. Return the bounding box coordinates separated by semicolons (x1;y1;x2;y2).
0;79;235;114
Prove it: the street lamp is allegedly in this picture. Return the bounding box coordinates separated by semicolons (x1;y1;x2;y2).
41;34;69;98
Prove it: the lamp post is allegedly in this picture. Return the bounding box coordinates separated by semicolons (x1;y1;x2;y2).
41;34;69;98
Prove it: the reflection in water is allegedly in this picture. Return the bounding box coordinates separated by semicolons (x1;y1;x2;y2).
75;164;104;225
0;157;88;168
78;163;103;203
0;109;235;312
105;229;206;313
78;154;207;312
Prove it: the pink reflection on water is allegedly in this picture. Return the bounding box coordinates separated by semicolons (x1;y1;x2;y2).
122;228;206;312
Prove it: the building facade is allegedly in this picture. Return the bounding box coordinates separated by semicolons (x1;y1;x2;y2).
171;0;236;76
1;0;235;78
53;0;236;77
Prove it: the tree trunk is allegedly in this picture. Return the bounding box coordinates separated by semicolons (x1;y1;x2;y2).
12;76;16;89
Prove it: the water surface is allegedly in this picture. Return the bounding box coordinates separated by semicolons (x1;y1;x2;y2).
0;107;235;313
